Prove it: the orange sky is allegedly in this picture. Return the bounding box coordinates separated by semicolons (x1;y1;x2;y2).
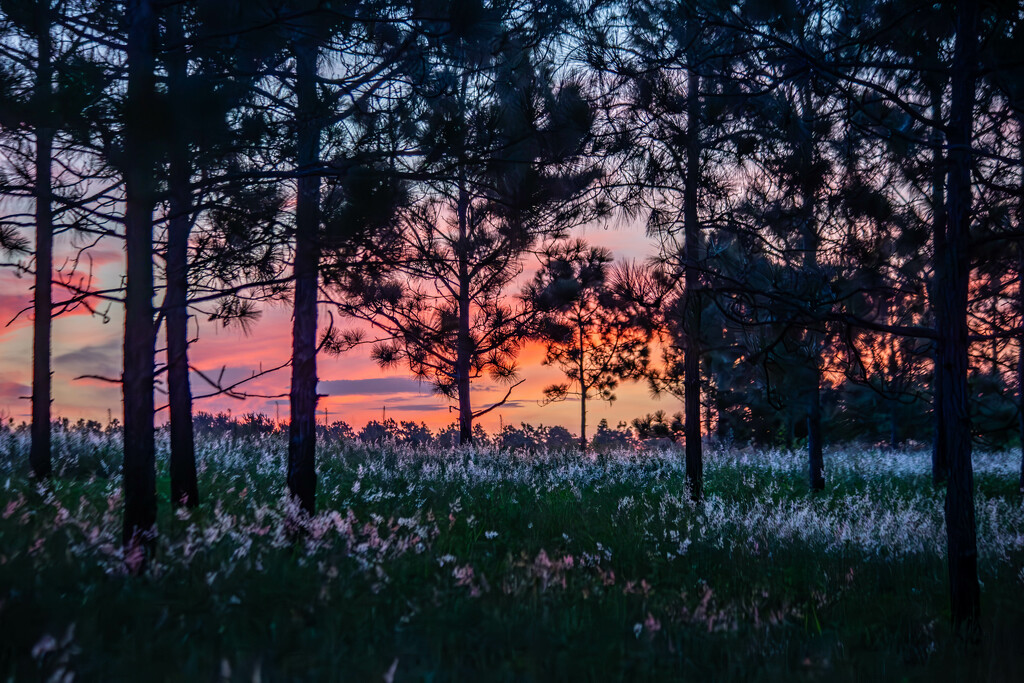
0;220;678;436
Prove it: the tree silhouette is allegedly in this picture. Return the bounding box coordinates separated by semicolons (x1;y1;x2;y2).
0;0;58;479
121;0;159;548
596;0;758;498
526;239;651;451
332;0;603;444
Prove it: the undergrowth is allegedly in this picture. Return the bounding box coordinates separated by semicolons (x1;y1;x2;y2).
1;426;1022;681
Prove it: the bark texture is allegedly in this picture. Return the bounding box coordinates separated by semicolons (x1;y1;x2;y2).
287;37;321;515
683;67;703;500
806;374;824;490
930;88;949;485
579;327;587;453
456;181;473;445
799;84;824;491
939;2;980;633
30;0;53;480
165;3;198;508
122;0;158;546
1019;122;1024;496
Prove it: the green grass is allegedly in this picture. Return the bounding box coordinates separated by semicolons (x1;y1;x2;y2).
1;428;1022;681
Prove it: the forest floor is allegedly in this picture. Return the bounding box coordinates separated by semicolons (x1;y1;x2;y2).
1;427;1023;681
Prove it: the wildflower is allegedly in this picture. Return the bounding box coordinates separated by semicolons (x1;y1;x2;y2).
484;530;498;540
633;623;642;639
453;564;481;597
31;634;58;659
383;658;399;683
3;499;17;519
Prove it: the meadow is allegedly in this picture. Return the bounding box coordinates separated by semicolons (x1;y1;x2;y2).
1;423;1023;682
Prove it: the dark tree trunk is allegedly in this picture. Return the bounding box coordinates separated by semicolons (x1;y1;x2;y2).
1018;120;1024;496
989;296;998;376
579;338;587;453
287;38;321;515
456;180;473;446
1018;240;1024;495
579;391;587;453
683;67;702;501
165;4;198;508
887;346;901;449
939;2;980;633
807;370;824;490
456;331;472;445
890;400;900;450
456;295;472;445
702;356;713;437
30;0;53;480
799;84;825;491
930;86;949;485
122;0;158;546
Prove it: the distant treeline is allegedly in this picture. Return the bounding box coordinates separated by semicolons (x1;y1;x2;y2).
6;405;982;454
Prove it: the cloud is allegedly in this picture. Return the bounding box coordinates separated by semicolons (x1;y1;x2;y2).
383;402;451;412
492;400;527;409
0;293;31;332
54;343;120;378
79;248;123;268
384;399;528;412
318;376;434;397
0;270;116;336
0;380;31;402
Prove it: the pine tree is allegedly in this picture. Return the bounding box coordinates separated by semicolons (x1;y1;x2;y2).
332;0;602;445
526;240;651;452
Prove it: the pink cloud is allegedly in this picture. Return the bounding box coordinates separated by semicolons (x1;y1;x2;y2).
0;292;32;331
0;379;31;401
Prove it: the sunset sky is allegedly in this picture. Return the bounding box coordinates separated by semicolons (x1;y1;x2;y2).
0;218;676;435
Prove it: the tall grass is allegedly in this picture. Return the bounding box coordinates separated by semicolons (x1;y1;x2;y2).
1;426;1022;681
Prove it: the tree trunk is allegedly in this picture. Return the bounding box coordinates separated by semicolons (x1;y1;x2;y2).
1018;119;1024;496
579;326;587;452
455;172;474;445
799;84;825;491
1018;240;1023;495
989;295;998;376
683;67;703;501
29;0;53;480
456;291;472;445
930;85;949;485
890;400;900;450
702;356;713;438
939;2;980;633
164;3;198;509
888;345;901;450
807;369;825;490
122;0;158;546
287;38;321;515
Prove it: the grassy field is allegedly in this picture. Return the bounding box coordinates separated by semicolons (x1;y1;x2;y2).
1;425;1023;681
